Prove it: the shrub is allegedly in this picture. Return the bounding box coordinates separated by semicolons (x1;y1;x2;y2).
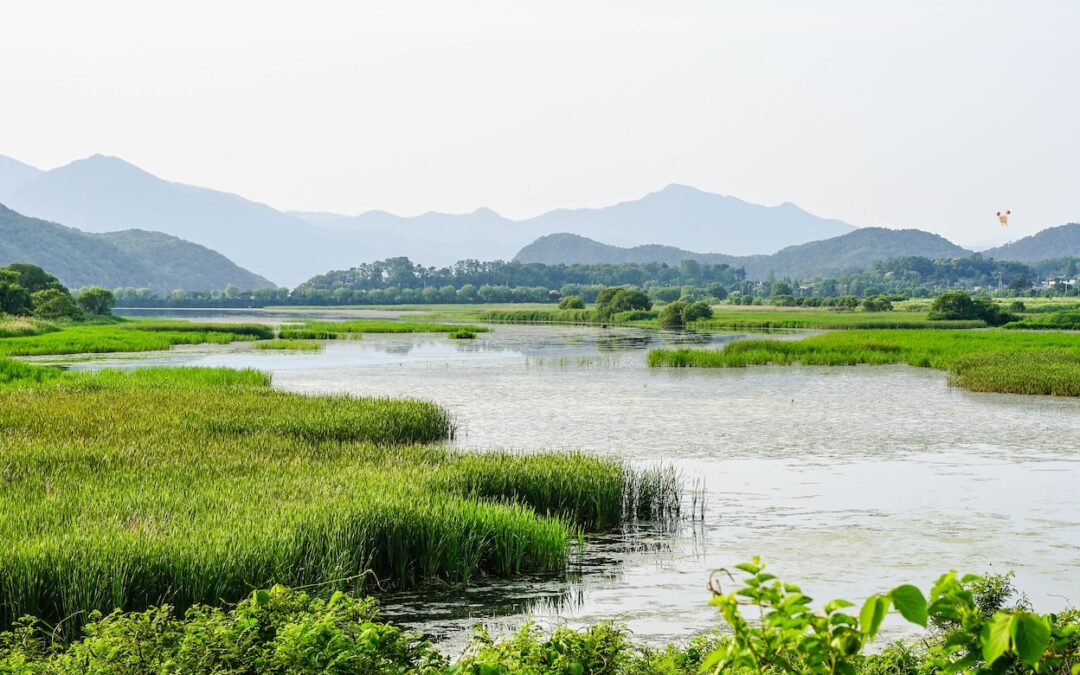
659;301;688;329
558;295;586;309
682;300;714;322
929;291;1015;326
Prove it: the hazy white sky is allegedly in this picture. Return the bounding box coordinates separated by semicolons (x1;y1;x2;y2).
1;0;1077;246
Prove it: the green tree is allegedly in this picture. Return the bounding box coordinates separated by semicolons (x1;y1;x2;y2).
76;287;116;315
31;289;81;319
705;282;728;300
2;263;65;294
0;271;33;316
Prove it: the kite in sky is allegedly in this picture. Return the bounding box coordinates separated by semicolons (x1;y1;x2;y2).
996;210;1011;227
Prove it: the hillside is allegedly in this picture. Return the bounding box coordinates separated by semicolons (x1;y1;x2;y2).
981;224;1080;263
515;228;972;280
0;155;356;286
0;204;273;292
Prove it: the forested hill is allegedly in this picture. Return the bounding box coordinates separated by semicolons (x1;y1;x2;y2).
515;228;971;280
0;204;273;292
981;224;1080;263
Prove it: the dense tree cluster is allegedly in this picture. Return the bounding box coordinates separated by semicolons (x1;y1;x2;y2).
0;263;115;320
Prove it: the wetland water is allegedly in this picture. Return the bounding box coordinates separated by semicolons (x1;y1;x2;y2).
93;316;1080;648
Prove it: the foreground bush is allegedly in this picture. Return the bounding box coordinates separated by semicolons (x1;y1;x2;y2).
3;563;1076;673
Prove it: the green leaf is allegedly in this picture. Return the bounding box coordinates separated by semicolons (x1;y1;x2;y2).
889;585;928;627
569;662;584;675
981;613;1012;666
253;589;270;606
1010;612;1050;667
859;595;889;639
735;562;761;574
825;599;855;613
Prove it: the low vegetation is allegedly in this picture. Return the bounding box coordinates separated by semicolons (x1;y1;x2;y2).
649;329;1080;396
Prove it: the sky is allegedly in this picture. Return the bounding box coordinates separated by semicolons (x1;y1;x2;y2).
1;0;1077;247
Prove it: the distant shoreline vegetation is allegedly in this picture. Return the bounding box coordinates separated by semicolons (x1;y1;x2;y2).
98;253;1080;309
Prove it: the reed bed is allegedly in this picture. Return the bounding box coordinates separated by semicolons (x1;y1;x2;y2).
648;330;1080;396
479;309;597;325
0;317;58;338
0;363;675;635
253;338;325;350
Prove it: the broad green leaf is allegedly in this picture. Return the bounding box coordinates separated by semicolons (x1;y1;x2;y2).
735;562;761;574
569;662;584;675
253;589;271;606
1010;612;1050;667
889;584;928;627
980;613;1012;665
860;595;889;639
825;599;855;613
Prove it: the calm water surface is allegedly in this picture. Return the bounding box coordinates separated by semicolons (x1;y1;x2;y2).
91;316;1080;648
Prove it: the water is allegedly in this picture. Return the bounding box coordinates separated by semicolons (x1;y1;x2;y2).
87;317;1080;649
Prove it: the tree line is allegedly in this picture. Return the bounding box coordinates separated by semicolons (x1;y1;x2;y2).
95;253;1080;308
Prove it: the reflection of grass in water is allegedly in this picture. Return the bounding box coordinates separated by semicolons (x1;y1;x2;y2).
526;354;623;369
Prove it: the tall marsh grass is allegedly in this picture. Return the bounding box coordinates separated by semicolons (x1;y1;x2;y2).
0;363;678;635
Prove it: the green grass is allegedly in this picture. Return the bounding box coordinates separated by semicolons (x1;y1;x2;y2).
0;362;678;635
0;320;274;357
1006;309;1080;330
253;338;326;350
649;329;1080;396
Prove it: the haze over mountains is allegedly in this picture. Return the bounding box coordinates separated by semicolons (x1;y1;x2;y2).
2;154;857;286
0;204;272;292
515;230;971;280
1;152;1078;289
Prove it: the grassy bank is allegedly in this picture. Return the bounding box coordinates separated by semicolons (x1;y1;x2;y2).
649;330;1080;396
0;362;677;635
0;317;489;357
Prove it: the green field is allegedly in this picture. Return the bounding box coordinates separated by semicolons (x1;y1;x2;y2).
649;329;1080;396
0;362;677;636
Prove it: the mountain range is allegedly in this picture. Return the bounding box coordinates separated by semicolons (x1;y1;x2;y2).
1;154;857;286
514;229;972;280
0;204;272;292
1;153;1078;288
